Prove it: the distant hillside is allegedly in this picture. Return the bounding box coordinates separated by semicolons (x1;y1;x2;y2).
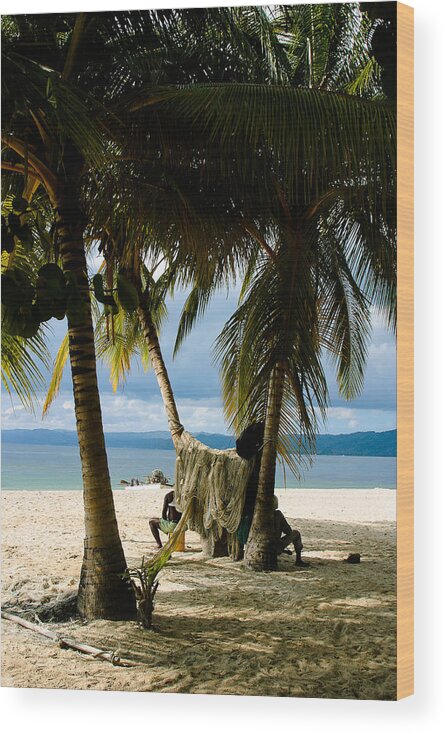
315;430;396;457
2;428;396;457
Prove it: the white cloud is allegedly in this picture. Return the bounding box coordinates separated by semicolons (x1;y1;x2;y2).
323;407;395;434
2;280;397;436
2;405;24;417
95;395;227;433
2;388;396;436
369;341;394;357
327;407;356;421
1;390;230;434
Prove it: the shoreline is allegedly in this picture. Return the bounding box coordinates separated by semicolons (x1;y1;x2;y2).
1;484;397;492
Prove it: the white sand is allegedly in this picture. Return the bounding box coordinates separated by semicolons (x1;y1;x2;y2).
1;488;396;699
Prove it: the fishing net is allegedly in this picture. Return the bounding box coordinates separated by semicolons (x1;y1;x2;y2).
174;431;254;539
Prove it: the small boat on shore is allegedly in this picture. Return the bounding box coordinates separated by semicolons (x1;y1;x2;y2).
119;469;173;491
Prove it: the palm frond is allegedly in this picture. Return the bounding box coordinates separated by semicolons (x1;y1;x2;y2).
124;82;395;209
310;186;396;332
42;332;69;416
2;50;108;172
1;331;50;412
95;308;149;392
214;235;331;478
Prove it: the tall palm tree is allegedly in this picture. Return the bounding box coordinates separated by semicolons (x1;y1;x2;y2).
214;5;396;570
1;13;139;619
215;192;395;570
111;3;394;571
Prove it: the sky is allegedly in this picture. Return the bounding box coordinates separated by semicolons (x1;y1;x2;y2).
1;279;396;436
0;1;396;438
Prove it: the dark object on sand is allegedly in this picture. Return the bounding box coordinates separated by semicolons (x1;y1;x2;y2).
345;553;361;563
34;592;78;621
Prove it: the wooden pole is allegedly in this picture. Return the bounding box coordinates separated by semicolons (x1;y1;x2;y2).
1;610;137;667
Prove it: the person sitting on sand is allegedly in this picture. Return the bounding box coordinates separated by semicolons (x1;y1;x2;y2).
273;496;309;567
149;490;182;549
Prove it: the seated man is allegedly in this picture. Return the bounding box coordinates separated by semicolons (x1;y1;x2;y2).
273;496;309;567
149;489;182;549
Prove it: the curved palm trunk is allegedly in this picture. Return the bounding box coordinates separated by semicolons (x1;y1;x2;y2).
56;192;135;620
244;363;286;571
137;299;228;558
136;295;183;451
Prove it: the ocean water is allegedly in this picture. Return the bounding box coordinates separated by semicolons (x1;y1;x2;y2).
1;443;396;491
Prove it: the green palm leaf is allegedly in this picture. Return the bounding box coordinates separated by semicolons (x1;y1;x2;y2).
124;82;395;203
1;331;50;412
42;333;69;416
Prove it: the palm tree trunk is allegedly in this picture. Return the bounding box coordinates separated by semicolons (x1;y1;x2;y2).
137;299;228;557
56;191;135;620
244;363;286;571
136;297;183;451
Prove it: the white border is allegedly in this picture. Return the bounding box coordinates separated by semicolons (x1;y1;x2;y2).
1;1;446;731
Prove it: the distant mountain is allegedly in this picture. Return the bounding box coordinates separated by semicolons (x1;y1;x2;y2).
315;430;396;457
2;428;396;457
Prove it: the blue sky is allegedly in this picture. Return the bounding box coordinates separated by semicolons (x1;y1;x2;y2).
2;280;396;436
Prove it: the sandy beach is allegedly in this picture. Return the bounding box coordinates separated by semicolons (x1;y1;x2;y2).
1;488;396;699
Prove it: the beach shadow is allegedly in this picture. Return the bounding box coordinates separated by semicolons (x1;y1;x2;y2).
74;582;396;699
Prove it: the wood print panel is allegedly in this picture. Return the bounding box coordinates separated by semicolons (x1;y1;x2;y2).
397;1;414;700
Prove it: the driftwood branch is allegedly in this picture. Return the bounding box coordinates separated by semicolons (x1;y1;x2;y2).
2;611;58;639
1;610;137;668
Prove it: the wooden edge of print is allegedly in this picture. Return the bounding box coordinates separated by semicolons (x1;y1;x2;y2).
396;1;414;700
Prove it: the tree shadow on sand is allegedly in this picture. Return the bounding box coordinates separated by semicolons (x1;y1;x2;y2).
72;550;396;699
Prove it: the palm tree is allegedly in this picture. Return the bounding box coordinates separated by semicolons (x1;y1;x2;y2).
1;12;142;619
213;5;396;570
109;3;395;571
